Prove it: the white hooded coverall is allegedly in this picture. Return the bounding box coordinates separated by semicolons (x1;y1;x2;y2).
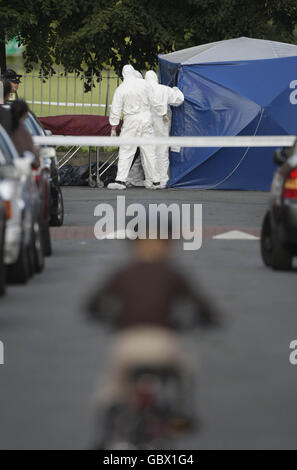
145;71;184;186
109;65;160;185
125;69;146;186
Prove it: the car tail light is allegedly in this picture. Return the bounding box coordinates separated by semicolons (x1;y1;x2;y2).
33;169;39;185
283;168;297;199
4;201;12;220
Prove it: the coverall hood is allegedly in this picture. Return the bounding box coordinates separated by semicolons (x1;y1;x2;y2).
145;70;158;83
122;65;136;81
134;70;143;79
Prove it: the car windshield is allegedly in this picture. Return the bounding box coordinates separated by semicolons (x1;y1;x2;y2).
0;148;8;166
0;126;18;162
24;113;45;137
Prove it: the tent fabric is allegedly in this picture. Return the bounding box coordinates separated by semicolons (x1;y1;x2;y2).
38;115;122;136
159;37;297;190
159;37;297;65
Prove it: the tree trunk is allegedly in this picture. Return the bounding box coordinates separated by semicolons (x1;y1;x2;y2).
0;31;6;75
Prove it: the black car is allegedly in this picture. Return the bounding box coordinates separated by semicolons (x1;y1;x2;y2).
0;196;6;295
24;112;64;227
261;143;297;270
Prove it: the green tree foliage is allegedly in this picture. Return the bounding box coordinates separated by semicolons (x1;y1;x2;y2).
1;0;297;76
0;1;56;72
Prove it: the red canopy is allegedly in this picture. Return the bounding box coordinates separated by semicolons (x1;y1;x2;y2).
38;115;122;136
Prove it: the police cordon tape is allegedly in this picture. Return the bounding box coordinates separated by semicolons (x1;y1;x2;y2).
33;135;296;148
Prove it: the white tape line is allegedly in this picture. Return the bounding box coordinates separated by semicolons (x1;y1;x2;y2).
33;135;296;148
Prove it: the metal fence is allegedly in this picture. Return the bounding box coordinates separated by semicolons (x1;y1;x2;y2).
18;68;121;117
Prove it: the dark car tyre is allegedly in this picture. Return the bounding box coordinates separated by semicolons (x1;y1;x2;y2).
27;225;37;278
0;232;6;296
32;221;45;273
42;222;52;257
261;211;293;270
50;187;64;227
6;235;30;284
27;242;35;278
271;229;293;271
261;212;273;267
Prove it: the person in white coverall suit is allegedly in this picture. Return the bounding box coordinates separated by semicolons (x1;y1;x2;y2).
108;65;160;190
125;70;146;187
145;70;184;188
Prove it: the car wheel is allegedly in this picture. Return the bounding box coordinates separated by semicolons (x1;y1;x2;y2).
42;222;52;257
50;188;64;227
6;235;30;284
271;229;293;271
260;212;273;267
33;221;45;273
27;228;36;278
27;244;34;278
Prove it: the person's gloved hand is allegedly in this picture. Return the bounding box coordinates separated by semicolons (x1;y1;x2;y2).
163;115;169;125
111;127;117;137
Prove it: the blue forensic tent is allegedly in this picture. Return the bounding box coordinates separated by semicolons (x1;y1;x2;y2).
159;37;297;190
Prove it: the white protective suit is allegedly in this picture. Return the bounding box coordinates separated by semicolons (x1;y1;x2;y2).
108;65;160;188
125;70;146;187
145;71;184;187
134;70;143;80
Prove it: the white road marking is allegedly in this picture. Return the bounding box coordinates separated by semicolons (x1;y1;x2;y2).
97;229;260;241
99;229;135;240
213;230;260;240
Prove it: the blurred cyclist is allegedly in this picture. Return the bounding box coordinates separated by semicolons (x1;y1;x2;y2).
87;219;220;429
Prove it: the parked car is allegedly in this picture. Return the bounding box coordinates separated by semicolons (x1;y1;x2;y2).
2;103;53;258
32;152;52;257
0;124;44;283
261;144;297;270
24;112;64;227
0;195;6;295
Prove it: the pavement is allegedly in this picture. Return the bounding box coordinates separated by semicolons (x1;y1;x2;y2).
0;187;296;450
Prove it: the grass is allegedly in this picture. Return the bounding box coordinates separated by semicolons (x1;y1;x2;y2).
17;69;121;117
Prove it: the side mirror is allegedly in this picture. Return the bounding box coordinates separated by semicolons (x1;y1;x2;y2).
274;148;288;166
40;146;56;159
40;146;57;166
44;129;52;136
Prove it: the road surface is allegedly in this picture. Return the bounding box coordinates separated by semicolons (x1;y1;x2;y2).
0;187;296;450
